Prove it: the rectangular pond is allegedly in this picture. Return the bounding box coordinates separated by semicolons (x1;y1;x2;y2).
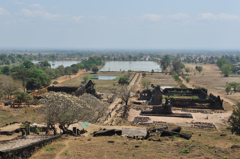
91;75;118;80
100;61;161;72
32;61;81;69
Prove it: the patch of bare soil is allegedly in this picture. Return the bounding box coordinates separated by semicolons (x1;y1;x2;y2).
52;69;87;84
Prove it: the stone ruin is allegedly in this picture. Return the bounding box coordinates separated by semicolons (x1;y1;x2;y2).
47;80;102;99
138;85;163;105
138;86;224;110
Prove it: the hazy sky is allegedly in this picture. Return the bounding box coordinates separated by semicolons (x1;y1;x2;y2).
0;0;240;49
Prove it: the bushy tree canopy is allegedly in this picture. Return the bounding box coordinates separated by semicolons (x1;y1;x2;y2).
39;92;108;133
220;64;232;77
228;103;240;135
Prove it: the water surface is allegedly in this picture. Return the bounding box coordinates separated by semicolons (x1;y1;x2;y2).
32;61;80;69
100;61;161;72
91;75;118;80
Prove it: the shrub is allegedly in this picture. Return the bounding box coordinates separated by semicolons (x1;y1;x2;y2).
228;103;240;135
186;78;190;83
46;147;56;151
181;148;189;153
52;81;59;84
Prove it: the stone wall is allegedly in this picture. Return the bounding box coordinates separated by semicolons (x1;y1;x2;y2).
47;86;79;94
163;88;208;99
166;93;224;110
0;135;61;159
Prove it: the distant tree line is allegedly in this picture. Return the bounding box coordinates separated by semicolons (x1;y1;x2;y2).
0;56;103;91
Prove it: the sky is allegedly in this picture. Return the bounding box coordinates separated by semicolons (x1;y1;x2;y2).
0;0;240;49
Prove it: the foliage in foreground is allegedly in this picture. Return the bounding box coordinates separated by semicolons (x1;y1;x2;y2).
228;103;240;135
38;92;108;133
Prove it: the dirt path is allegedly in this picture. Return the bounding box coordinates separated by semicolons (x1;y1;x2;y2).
52;69;87;84
54;139;70;159
104;73;140;125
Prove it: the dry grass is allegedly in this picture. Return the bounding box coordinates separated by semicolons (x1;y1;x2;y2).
61;72;134;93
0;106;45;127
31;127;240;159
141;73;177;90
184;63;240;105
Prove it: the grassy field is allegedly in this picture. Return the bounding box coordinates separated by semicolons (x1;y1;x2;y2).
61;72;134;93
31;126;240;159
140;73;178;90
0;106;45;127
183;63;240;104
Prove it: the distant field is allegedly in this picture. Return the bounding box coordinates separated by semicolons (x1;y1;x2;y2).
184;63;240;106
61;72;134;93
141;73;178;90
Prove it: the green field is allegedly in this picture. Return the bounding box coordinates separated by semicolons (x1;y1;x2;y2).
61;72;134;92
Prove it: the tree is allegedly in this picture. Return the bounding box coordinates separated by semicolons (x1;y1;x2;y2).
26;68;51;90
162;55;171;66
195;66;203;73
142;72;146;78
161;60;167;71
83;76;89;84
14;91;33;105
0;75;21;99
38;92;108;134
228;82;240;92
39;61;51;68
118;77;129;85
151;69;154;74
92;65;99;74
22;60;34;69
228;103;240;135
1;66;10;75
172;61;182;71
65;66;72;75
12;68;31;91
216;58;228;68
225;85;231;95
186;78;190;83
185;68;190;73
220;64;232;77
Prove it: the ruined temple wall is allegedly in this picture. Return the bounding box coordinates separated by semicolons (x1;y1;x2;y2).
47;86;79;94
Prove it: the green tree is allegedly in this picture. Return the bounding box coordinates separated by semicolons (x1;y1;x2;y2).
228;82;240;92
92;65;99;74
83;76;89;84
1;66;10;75
185;68;190;73
220;64;232;77
12;68;31;91
65;66;72;75
161;60;167;71
39;61;51;68
118;77;129;85
14;91;33;104
195;66;203;73
22;60;34;69
57;65;65;76
216;58;228;68
162;55;171;66
186;78;190;83
225;85;231;95
228;103;240;135
151;69;154;74
26;68;51;90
